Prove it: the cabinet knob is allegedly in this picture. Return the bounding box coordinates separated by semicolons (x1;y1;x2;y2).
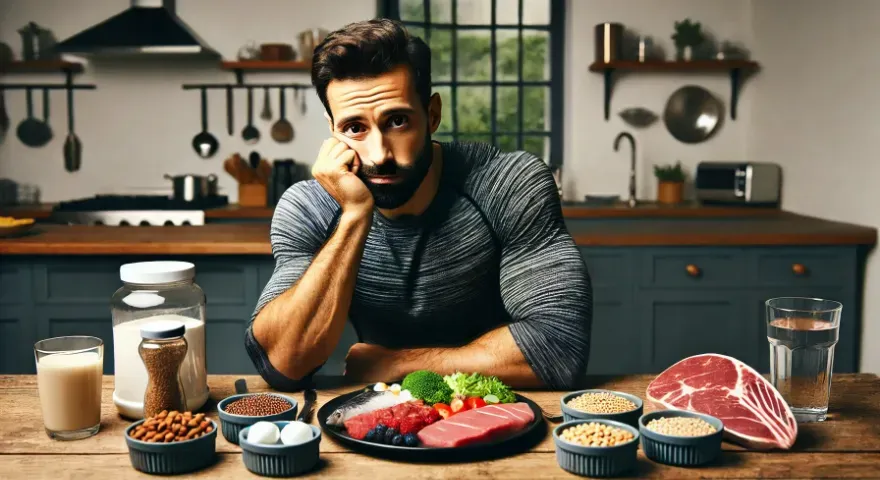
792;263;807;276
686;264;701;277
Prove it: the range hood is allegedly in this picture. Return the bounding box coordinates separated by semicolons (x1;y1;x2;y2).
54;0;220;57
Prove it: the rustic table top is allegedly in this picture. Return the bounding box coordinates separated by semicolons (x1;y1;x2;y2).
1;374;878;479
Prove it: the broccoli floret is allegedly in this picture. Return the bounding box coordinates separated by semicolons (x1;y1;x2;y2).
402;370;453;405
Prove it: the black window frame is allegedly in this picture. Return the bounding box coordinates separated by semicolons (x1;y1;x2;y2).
378;0;565;168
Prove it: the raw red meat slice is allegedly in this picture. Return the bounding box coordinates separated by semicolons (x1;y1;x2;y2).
342;401;439;439
646;354;798;450
417;403;535;448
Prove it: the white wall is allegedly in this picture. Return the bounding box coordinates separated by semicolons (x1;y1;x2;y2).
749;0;880;373
0;0;375;202
563;0;753;202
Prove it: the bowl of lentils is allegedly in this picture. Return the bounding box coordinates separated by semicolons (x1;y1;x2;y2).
217;393;298;445
553;419;640;477
560;389;644;428
638;410;724;467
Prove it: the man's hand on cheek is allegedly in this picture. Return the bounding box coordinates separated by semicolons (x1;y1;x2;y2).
311;136;374;217
344;342;400;383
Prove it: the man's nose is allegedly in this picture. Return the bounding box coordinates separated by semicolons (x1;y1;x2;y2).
361;131;392;166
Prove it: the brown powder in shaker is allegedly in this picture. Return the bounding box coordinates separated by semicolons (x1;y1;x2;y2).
140;336;188;418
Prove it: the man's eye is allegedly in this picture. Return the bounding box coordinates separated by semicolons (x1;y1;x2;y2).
344;124;366;134
388;115;408;128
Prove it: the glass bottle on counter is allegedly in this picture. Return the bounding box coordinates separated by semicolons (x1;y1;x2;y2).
139;320;188;418
110;261;209;419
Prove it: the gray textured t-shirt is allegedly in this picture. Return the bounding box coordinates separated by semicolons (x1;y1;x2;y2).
245;141;592;390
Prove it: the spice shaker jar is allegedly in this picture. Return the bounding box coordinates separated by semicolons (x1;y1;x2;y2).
111;261;209;419
140;320;189;418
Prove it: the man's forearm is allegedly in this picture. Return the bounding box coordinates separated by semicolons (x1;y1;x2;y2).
390;327;544;389
253;212;371;380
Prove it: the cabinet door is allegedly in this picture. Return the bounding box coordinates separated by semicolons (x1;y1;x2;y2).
638;291;756;373
586;287;640;374
0;306;37;374
750;288;848;374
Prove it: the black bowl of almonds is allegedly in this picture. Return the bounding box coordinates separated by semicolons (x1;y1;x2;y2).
217;393;298;445
560;389;643;428
124;410;218;475
638;410;724;467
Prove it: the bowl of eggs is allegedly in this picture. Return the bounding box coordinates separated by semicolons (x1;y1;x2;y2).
239;420;321;477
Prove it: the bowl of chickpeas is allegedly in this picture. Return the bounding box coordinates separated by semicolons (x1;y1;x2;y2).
638;410;724;467
552;419;640;477
560;389;643;428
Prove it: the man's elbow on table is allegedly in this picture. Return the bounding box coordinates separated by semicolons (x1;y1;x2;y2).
244;323;320;391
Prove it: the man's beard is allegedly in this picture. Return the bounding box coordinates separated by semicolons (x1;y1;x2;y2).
356;137;433;209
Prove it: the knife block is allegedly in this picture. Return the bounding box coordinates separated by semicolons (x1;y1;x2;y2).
238;183;267;207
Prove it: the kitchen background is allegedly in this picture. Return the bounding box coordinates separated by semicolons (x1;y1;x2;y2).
0;0;877;373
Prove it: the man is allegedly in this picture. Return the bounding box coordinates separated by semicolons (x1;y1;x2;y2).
245;18;592;391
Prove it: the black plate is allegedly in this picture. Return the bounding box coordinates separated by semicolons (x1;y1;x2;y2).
317;386;547;462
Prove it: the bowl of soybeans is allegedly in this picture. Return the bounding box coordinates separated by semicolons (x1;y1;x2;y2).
552;419;640;477
217;393;299;445
638;410;724;467
560;389;644;428
124;411;218;475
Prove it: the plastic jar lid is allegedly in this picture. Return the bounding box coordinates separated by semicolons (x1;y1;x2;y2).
140;320;186;339
120;261;195;284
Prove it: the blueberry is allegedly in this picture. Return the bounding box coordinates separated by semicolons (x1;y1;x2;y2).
404;433;419;447
374;424;387;435
364;429;376;442
391;434;404;446
383;428;397;444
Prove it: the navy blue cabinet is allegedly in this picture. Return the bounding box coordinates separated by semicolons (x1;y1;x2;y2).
0;244;864;376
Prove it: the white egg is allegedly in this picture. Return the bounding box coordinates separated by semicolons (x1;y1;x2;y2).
247;421;280;445
389;383;402;394
373;382;388;392
280;421;313;446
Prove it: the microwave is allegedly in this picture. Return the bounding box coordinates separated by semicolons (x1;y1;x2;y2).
695;162;781;205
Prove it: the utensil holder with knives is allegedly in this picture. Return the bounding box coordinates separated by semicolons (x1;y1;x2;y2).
224;152;272;207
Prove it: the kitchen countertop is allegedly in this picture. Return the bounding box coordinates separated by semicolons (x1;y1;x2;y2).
1;374;877;479
0;214;875;255
1;201;785;221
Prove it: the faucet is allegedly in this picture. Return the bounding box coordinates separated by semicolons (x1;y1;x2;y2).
613;132;637;207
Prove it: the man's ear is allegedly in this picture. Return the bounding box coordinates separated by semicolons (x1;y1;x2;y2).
324;111;333;133
427;93;442;134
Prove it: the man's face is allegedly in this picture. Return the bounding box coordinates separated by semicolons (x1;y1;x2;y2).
325;65;441;209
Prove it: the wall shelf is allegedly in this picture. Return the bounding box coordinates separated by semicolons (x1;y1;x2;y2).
221;60;311;84
0;60;84;74
588;60;760;121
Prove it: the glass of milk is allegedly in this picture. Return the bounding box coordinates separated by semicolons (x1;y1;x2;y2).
34;336;104;440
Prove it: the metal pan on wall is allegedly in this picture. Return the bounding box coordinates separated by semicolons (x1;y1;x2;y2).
663;86;724;144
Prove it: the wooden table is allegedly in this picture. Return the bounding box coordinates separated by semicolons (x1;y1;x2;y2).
1;374;878;479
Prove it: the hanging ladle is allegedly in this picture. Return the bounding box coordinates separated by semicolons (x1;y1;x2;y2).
241;86;260;145
192;87;219;158
63;84;82;172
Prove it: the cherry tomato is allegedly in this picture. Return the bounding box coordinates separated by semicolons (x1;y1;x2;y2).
450;397;468;414
433;403;452;419
465;397;487;410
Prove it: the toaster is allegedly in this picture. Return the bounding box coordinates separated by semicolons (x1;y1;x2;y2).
695;162;781;205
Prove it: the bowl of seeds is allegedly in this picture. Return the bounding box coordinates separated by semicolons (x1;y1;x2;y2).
217;393;298;445
560;389;644;427
552;419;640;477
638;410;724;467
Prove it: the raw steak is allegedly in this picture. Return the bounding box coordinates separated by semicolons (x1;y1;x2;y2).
343;402;440;439
646;354;798;450
417;403;535;448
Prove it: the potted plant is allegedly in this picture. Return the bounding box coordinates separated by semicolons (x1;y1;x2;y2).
672;19;705;61
653;162;686;204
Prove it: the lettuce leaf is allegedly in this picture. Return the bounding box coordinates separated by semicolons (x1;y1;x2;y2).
443;372;516;404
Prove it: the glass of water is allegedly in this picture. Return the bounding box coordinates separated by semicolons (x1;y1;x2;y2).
766;297;842;423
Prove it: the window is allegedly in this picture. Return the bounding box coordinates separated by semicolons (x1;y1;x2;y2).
380;0;565;167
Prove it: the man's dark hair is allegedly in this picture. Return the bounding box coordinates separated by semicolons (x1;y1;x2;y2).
311;18;432;120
